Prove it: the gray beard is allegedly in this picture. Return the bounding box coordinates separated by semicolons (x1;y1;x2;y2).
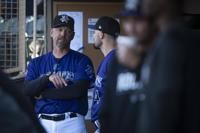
56;42;70;49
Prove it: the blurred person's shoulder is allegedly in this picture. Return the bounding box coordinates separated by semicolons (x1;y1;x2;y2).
162;22;199;45
0;87;35;133
155;23;191;53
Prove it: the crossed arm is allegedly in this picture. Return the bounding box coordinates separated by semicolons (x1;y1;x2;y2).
24;74;90;100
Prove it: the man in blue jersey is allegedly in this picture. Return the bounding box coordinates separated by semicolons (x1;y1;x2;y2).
24;14;95;133
91;16;120;133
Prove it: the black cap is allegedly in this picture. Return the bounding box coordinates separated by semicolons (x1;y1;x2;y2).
52;15;74;31
94;16;120;38
118;0;143;17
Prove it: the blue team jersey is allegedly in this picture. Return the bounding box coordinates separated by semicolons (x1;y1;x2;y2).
25;50;95;115
91;49;116;121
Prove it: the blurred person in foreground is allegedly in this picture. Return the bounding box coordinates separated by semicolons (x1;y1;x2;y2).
100;0;157;132
0;70;45;133
136;0;200;133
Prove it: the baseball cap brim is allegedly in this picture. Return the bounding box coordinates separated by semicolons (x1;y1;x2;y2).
52;23;68;28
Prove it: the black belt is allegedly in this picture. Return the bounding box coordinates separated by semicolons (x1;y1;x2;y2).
40;112;77;121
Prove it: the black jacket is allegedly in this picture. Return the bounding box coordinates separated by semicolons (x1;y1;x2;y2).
138;24;200;133
0;70;45;133
100;57;144;133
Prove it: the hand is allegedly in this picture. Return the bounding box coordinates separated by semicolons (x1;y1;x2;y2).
49;74;67;89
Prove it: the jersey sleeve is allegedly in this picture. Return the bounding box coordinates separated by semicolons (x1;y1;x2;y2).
75;57;95;83
25;60;38;81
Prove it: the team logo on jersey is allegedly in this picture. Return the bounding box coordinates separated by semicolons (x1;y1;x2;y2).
44;70;74;80
95;75;103;88
57;71;74;80
116;72;141;93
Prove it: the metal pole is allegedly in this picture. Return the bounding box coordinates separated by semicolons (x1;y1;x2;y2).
19;0;26;72
44;0;47;53
33;0;37;58
46;0;53;52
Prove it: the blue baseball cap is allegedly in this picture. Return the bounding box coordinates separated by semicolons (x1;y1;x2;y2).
118;0;144;17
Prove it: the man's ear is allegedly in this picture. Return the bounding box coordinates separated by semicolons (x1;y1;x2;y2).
50;29;53;37
99;31;104;39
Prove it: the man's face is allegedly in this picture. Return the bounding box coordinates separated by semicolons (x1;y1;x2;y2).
116;17;152;68
122;17;149;42
51;26;74;49
93;30;103;49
